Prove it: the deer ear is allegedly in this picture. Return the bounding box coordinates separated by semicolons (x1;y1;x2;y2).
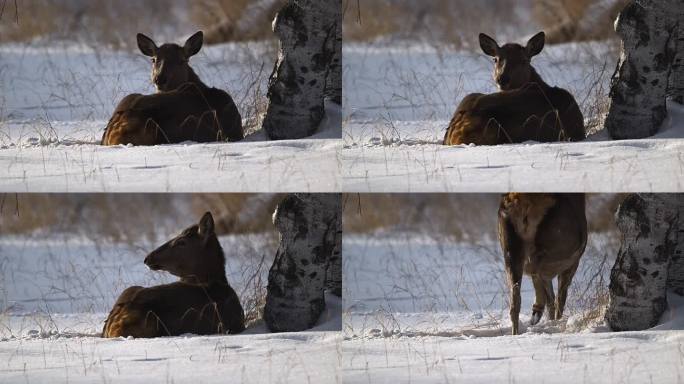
198;211;215;239
137;33;157;57
184;31;204;58
479;33;499;57
525;32;545;58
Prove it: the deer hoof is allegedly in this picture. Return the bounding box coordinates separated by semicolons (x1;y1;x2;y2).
530;311;542;325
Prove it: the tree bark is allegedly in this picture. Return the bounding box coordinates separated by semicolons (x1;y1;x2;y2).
604;0;681;139
605;194;681;331
325;207;342;297
324;5;342;105
667;198;684;295
264;193;341;332
667;5;684;104
262;0;340;140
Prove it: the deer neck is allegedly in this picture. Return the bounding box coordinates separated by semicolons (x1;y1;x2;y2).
180;237;228;285
185;67;208;90
181;273;228;285
526;67;549;90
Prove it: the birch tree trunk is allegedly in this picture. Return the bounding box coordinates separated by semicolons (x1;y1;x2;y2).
324;6;342;105
604;0;681;139
668;5;684;104
264;193;341;332
325;209;342;297
605;194;681;331
667;199;684;295
262;0;341;140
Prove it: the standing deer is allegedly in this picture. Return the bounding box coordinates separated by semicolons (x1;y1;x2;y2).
443;32;585;145
498;193;587;335
101;31;243;146
102;212;245;338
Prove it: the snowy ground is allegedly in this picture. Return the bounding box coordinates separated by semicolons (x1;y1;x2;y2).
342;42;684;192
0;234;341;383
0;42;341;192
342;232;684;383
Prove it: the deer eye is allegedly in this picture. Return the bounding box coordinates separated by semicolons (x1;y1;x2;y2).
175;238;187;247
152;58;157;64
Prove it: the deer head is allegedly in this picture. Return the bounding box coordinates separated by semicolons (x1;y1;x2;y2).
144;211;226;283
479;31;546;91
136;31;204;92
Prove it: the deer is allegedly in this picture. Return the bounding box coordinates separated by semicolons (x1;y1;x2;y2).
101;31;243;146
443;32;585;146
102;212;245;338
498;193;587;335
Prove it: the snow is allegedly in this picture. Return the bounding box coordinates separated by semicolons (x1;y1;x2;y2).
0;42;341;192
342;233;684;383
342;42;684;192
0;234;341;383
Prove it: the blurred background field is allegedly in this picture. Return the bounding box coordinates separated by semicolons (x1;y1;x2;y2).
0;0;284;48
343;0;626;49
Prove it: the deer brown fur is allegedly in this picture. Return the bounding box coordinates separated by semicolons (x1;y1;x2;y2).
101;31;243;146
102;212;245;338
498;193;587;335
443;32;585;145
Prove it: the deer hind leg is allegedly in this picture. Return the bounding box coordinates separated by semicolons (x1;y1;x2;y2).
555;260;580;319
499;209;524;335
103;307;164;338
508;268;523;335
544;279;557;320
530;275;547;325
102;286;162;338
103;286;145;337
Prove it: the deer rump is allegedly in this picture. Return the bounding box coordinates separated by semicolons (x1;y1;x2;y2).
102;281;245;338
101;83;242;146
444;84;584;146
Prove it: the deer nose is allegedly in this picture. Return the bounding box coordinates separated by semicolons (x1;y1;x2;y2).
144;253;159;269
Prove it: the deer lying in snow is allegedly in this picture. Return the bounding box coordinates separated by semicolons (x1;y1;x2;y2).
102;212;245;338
101;31;243;145
443;32;584;145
